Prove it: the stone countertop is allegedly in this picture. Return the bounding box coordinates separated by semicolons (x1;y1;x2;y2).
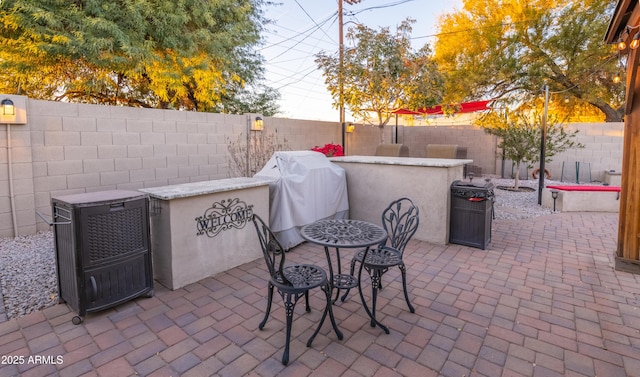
330;155;473;167
52;190;147;205
139;177;273;200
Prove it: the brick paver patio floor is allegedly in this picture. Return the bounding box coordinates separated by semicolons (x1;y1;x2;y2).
1;212;639;376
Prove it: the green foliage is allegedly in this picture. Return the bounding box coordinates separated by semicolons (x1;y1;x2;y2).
0;0;279;114
213;84;280;116
476;109;583;188
316;19;444;143
435;0;623;122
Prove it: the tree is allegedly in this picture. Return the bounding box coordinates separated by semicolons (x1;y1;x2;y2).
434;0;624;122
0;0;279;114
476;109;583;189
212;84;281;116
316;19;444;143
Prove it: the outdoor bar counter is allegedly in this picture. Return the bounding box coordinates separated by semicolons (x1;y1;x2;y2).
331;155;472;245
139;177;271;290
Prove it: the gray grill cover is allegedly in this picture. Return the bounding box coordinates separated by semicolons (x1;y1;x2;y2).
254;151;349;249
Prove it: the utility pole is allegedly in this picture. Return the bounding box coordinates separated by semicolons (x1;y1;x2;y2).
537;84;549;205
338;0;361;149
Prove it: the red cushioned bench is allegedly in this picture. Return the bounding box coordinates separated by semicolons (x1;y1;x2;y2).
546;185;621;192
543;185;620;212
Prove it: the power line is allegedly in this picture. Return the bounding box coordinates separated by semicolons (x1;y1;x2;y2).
262;1;450;119
262;1;338;95
260;13;337;53
352;0;417;15
294;0;335;42
412;19;534;41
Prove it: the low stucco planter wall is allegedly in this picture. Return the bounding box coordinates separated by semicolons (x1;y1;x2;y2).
139;177;270;290
332;156;470;245
541;186;621;213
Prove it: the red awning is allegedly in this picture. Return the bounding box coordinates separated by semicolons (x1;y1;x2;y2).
392;99;493;115
391;108;424;115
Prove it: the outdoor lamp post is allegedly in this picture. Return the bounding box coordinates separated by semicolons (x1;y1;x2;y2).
551;189;559;212
538;84;549;205
245;114;264;176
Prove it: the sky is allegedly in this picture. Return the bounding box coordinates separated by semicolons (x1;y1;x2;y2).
259;0;464;122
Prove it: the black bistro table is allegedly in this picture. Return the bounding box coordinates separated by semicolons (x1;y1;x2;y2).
300;219;391;333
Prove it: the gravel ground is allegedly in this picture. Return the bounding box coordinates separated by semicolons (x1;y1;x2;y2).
0;176;577;320
492;177;553;220
0;231;58;320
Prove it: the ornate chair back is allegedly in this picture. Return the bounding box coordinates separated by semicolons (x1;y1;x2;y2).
252;214;292;287
382;197;419;254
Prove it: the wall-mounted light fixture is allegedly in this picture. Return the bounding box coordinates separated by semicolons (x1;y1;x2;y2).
346;123;355;133
1;98;15;115
550;189;559;212
251;116;264;131
0;95;27;125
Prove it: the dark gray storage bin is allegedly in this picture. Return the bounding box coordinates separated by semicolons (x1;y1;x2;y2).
449;180;495;249
52;190;153;324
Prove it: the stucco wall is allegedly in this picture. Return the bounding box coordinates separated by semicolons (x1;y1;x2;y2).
0;97;625;237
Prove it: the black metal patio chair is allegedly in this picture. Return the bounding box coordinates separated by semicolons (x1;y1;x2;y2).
342;197;419;315
252;214;343;365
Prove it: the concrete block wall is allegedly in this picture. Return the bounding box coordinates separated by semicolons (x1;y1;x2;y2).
502;122;625;182
0;96;625;238
389;122;623;182
344;123;385;156
0;99;340;238
544;123;624;183
0;122;36;237
398;125;499;175
344;124;499;176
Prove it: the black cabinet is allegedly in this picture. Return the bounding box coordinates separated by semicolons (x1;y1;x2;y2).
52;190;153;324
449;181;494;249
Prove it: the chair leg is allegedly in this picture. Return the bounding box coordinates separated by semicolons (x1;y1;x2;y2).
349;257;357;278
259;283;274;330
370;269;381;328
399;264;415;313
304;291;311;312
282;293;295;365
308;282;343;347
325;285;344;341
333;283;341;304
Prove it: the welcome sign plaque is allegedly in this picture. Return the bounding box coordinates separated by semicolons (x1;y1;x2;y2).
195;198;254;237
